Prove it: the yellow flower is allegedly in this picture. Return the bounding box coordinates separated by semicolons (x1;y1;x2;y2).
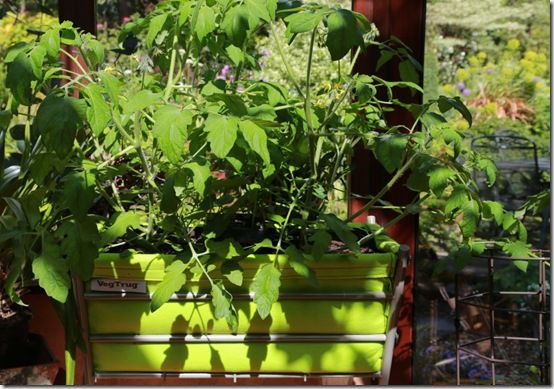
482;102;497;115
468;56;480;67
477;51;487;61
322;80;332;92
456;68;470;82
507;39;520;50
502;67;514;78
523;72;535;83
519;58;532;70
442;84;456;95
104;66;115;74
524;50;538;61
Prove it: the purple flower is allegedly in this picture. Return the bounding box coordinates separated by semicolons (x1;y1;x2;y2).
462;88;471;96
486;67;493;74
456;81;465;89
533;76;541;82
468;368;479;379
221;65;231;75
262;48;270;57
443;350;455;359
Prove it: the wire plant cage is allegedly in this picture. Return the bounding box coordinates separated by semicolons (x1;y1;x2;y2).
455;248;550;385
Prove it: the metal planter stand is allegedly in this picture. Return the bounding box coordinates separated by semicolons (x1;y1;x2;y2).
455;249;550;385
73;246;409;385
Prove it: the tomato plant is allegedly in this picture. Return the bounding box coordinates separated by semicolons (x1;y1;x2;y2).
0;0;532;382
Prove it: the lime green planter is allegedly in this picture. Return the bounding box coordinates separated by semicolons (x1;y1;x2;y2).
75;249;407;383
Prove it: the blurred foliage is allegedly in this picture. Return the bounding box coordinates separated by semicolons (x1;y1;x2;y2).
0;11;57;105
253;0;353;93
423;0;550;260
425;0;550;151
440;41;549;152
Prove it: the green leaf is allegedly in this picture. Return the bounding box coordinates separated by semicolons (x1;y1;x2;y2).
285;10;323;34
29;45;46;79
207;238;244;259
0;110;12;129
123;90;162;114
251;238;274;252
195;6;216;41
205;114;238;158
160;176;179;213
428;166;455;196
35;94;86;156
445;185;469;215
239;120;270;165
40;28;60;59
6;53;37;105
322;213;359;252
452;245;472;272
153;106;193;163
221;261;243;286
62;170;96;221
430;125;462;157
477;157;497;186
151;260;187;311
437;96;472;127
81;35;105;67
101;211;144;246
309;229;331;259
221;6;251;46
502;213;519;233
468;239;486;255
376;49;394;71
99;72;122;104
422;112;447;128
32;243;70;303
226;45;244;66
83;84;111;135
325;9;364;61
251;263;281;319
285;245;317;286
184;162;211;197
460;200;480;238
206;94;248;116
374;134;408;173
146;13;168;48
502;241;531;272
519;191;550;216
398;60;420;84
406;169;429;192
245;0;276;22
211;283;231;319
59;218;99;281
483;201;504;225
178;2;194;26
211;282;238;331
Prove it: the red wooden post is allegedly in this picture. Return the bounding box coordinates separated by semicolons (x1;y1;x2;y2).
58;0;97;96
350;0;426;384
